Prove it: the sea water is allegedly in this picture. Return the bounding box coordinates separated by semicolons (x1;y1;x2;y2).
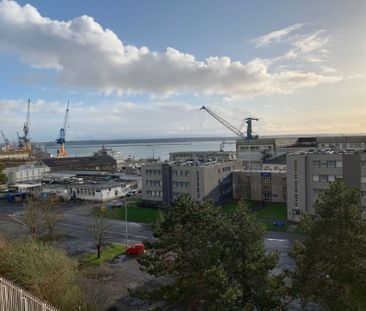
43;139;237;160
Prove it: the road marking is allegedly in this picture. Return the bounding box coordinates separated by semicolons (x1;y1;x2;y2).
266;238;287;242
57;221;155;240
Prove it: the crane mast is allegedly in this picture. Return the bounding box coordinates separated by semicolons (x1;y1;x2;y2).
18;99;32;152
200;106;259;140
56;101;70;158
0;130;10;151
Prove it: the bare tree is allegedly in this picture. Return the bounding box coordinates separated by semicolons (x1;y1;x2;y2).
23;196;61;241
89;206;108;258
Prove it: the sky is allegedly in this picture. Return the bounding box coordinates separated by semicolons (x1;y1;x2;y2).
0;0;365;141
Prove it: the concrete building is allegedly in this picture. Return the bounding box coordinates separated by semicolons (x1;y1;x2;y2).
233;170;287;203
142;160;243;206
287;151;366;222
4;164;50;184
169;151;236;162
236;135;366;169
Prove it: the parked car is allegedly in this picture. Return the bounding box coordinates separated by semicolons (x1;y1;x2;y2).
272;220;285;227
126;243;146;255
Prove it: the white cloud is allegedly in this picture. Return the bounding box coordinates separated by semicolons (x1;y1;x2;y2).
251;23;303;47
0;1;341;99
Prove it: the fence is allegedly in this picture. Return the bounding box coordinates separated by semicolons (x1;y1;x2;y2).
0;277;58;311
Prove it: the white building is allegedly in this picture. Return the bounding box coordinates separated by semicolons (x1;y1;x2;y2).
5;164;50;184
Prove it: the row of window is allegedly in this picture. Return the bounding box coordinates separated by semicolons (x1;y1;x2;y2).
312;175;341;183
312;160;342;168
146;180;161;186
239;145;272;151
173;181;190;188
173;170;190;176
146;190;162;197
145;169;161;176
222;166;232;172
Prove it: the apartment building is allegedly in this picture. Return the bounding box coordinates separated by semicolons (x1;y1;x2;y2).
233;170;287;203
142;160;243;206
287;151;366;222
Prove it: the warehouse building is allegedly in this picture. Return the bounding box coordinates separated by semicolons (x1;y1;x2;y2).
287;150;366;222
142;160;243;206
41;155;116;171
4;164;50;184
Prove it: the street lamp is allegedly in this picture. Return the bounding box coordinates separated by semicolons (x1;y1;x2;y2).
125;198;128;248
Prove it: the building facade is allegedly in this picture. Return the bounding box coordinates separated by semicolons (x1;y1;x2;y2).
233;170;287;203
4;164;50;184
142;160;243;206
287;151;366;222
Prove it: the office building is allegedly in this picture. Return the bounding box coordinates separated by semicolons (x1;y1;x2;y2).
142;160;243;206
287;151;366;222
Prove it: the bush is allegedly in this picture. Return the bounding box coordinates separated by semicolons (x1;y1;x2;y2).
0;239;81;310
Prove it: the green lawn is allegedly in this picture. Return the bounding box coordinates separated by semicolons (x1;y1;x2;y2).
255;202;287;220
107;205;164;224
80;243;126;266
220;200;289;232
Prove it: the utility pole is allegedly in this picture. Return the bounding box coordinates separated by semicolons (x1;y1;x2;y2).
125;199;128;248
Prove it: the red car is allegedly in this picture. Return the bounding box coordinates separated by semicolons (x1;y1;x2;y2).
126;243;146;255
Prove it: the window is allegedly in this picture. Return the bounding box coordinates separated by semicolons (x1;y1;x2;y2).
327;161;336;168
328;175;335;182
320;161;327;168
313;161;320;168
361;191;366;197
320;175;328;183
115;190;118;196
336;161;343;168
361;177;366;184
313;175;319;182
361;161;366;168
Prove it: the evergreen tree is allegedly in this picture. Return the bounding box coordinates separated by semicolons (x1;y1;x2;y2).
135;196;284;310
289;179;366;310
0;163;7;184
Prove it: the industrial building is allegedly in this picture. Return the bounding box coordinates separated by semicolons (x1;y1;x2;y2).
141;160;243;206
4;164;50;184
169;151;236;162
233;170;287;203
236;135;366;169
41;155;117;171
287;150;366;222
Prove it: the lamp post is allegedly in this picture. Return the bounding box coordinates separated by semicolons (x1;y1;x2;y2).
125;199;128;248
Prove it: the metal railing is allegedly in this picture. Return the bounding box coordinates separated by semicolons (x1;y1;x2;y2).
0;277;58;311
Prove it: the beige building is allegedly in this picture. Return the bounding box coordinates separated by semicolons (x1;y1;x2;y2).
4;164;50;184
142;160;243;206
233;170;287;203
287;151;366;222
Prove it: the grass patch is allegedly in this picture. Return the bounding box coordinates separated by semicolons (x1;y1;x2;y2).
107;205;164;224
80;243;126;266
255;202;287;221
220;200;289;232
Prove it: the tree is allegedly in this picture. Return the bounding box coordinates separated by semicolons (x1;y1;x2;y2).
23;196;61;241
289;179;366;310
0;239;81;310
89;206;108;258
135;196;284;310
0;163;7;184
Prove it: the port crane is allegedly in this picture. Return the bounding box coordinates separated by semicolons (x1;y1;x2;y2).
200;106;259;140
18;99;32;152
56;101;70;158
0;130;10;151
